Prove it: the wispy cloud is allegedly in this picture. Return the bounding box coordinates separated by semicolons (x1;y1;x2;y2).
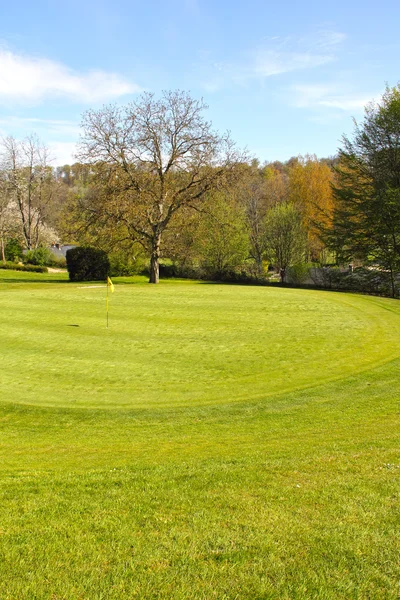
306;30;346;51
253;31;345;78
253;50;333;77
0;116;80;136
290;83;375;111
197;30;346;91
0;48;141;105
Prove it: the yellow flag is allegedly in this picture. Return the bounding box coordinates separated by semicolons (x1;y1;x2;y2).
107;276;114;293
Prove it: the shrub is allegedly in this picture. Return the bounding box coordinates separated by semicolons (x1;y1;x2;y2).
310;266;343;289
158;263;181;278
66;247;110;281
286;264;312;285
347;267;393;296
24;246;53;266
309;265;395;296
109;252;145;276
0;262;48;273
158;262;269;284
48;256;67;269
4;239;23;262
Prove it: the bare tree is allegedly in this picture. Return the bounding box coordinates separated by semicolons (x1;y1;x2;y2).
0;195;20;262
237;173;270;271
0;135;54;250
265;202;306;283
78;90;244;283
235;165;289;273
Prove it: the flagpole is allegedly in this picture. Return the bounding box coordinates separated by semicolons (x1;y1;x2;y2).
106;277;114;329
106;280;109;329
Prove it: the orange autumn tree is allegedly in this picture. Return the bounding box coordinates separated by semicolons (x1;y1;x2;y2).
288;155;334;261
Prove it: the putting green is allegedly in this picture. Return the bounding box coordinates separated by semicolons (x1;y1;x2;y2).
1;275;400;408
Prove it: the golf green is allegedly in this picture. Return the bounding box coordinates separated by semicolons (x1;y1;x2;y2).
1;274;400;408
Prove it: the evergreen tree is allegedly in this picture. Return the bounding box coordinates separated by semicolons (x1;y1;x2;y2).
328;84;400;296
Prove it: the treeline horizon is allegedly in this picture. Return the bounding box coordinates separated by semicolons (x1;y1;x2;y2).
0;138;339;283
1;85;400;296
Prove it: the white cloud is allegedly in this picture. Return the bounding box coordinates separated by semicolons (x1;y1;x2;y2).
198;30;346;91
252;31;345;78
319;97;372;111
291;84;374;111
47;141;77;166
0;49;141;104
0;117;81;165
0;116;80;136
253;50;333;77
310;30;346;50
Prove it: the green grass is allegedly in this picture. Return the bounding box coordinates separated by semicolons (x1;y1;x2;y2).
0;269;399;599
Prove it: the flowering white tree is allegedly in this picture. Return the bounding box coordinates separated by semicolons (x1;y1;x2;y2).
0;135;54;251
0;197;21;261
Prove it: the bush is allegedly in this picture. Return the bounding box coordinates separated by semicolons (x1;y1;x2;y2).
109;252;145;276
0;262;48;273
24;247;53;266
286;264;312;285
48;256;67;269
66;247;110;281
158;262;268;284
158;263;182;278
345;267;393;296
4;239;23;262
309;265;395;296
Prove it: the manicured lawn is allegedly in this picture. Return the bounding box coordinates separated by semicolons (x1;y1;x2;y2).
0;270;399;598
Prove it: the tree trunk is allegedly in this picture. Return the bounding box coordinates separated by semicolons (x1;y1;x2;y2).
149;232;161;284
1;237;5;263
389;266;396;298
254;254;264;276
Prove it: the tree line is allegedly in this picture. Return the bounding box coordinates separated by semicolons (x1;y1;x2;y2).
1;86;400;295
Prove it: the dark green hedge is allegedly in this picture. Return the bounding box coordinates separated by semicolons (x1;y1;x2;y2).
66;246;110;281
158;263;266;284
0;262;48;273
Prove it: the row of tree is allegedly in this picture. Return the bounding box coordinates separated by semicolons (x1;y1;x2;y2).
1;86;400;294
62;91;336;283
62;152;335;283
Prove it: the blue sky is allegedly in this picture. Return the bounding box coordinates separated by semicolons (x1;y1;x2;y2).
0;0;398;166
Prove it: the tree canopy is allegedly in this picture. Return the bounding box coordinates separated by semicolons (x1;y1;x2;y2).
78;90;245;283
